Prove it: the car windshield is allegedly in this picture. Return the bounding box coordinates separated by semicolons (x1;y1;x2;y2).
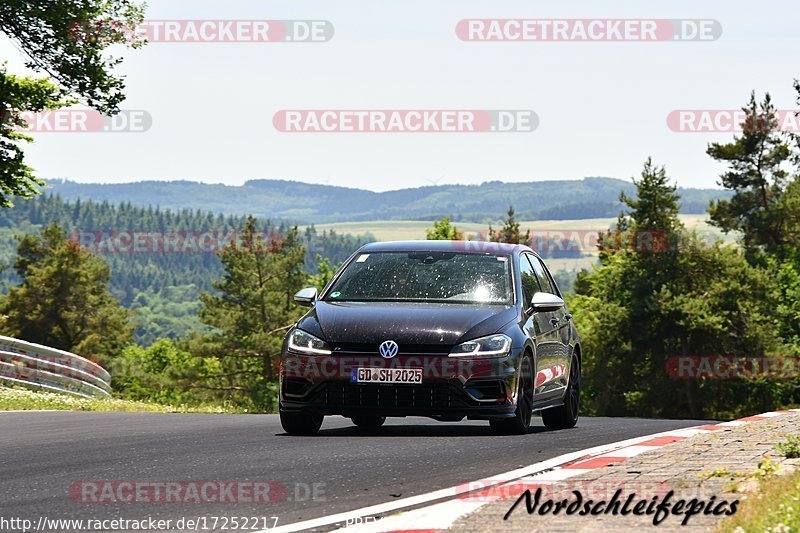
325;251;513;304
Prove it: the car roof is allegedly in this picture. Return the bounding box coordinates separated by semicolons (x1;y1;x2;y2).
357;240;533;255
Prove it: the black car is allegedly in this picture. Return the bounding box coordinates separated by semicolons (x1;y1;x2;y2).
279;240;581;435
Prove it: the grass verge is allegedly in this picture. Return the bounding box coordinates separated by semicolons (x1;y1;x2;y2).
0;387;243;414
718;469;800;532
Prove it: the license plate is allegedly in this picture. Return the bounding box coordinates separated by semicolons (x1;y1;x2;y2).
351;368;423;384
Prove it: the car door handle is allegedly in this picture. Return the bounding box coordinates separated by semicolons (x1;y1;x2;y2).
549;317;560;327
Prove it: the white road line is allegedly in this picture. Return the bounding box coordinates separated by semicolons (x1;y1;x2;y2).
334;499;487;532
262;427;704;533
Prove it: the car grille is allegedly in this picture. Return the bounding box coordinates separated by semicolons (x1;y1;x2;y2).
331;343;452;355
308;381;476;410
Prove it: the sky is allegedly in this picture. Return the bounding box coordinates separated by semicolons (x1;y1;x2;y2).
1;0;798;192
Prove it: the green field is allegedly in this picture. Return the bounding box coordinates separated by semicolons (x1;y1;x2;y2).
308;215;733;273
310;214;725;241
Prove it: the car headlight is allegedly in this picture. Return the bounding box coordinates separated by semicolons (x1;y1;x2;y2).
449;334;512;358
287;329;332;355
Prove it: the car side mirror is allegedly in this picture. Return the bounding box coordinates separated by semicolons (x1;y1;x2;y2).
294;287;318;307
530;292;565;313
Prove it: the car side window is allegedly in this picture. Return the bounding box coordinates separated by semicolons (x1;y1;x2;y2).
538;257;563;297
519;254;541;306
530;256;557;295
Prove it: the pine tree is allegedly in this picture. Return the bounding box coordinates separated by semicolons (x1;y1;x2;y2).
0;224;133;363
619;158;682;233
488;206;530;245
707;92;793;257
196;216;308;409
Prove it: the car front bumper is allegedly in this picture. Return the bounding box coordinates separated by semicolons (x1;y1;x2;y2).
279;352;521;420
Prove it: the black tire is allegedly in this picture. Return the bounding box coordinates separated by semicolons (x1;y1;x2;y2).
280;409;323;435
351;415;386;430
542;354;580;430
490;354;534;435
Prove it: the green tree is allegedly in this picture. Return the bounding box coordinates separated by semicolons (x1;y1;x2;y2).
0;0;145;206
769;253;800;351
112;339;193;403
0;224;132;363
570;160;787;419
196;216;307;410
791;78;800;159
617;158;681;234
0;67;65;207
705;87;800;355
426;215;463;240
111;338;231;407
0;0;145;114
601;158;681;262
652;234;785;418
489;205;530;245
309;254;339;292
707;92;795;257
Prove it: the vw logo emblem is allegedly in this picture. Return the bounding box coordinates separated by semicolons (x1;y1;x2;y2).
379;340;399;359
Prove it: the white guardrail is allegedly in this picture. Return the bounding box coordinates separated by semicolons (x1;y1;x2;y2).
0;335;111;398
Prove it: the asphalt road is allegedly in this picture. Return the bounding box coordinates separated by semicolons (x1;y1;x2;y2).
0;412;710;531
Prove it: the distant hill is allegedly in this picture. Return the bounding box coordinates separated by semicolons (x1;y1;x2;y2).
44;177;730;224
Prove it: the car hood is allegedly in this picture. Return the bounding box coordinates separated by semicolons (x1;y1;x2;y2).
297;300;518;347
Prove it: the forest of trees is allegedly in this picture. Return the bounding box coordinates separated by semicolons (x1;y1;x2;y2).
425;89;800;420
0;194;371;345
580;92;800;418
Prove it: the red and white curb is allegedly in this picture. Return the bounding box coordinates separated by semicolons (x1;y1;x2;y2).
265;409;800;533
